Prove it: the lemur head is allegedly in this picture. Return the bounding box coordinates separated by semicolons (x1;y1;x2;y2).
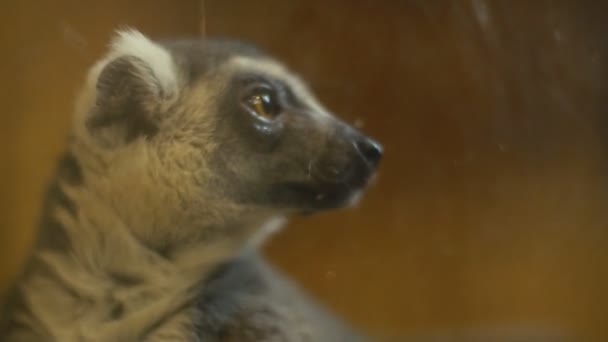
70;30;382;247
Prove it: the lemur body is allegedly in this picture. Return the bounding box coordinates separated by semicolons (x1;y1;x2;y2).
0;30;382;341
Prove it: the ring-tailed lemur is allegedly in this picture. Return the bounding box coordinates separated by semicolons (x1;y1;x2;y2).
0;29;382;341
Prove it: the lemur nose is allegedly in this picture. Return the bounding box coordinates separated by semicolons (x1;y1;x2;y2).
354;137;383;168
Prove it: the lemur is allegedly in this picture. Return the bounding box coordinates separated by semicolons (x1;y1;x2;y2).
0;29;382;341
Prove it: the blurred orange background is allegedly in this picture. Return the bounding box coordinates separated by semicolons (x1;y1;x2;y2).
1;1;607;340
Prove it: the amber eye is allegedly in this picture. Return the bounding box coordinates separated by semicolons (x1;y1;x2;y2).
246;89;280;120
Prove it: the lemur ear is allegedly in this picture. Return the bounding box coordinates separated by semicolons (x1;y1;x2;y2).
86;29;178;146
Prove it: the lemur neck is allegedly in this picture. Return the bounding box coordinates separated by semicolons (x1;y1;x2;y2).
33;175;244;295
24;150;254;306
7;153;254;340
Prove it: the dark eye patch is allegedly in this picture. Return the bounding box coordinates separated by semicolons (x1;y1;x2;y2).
236;73;309;112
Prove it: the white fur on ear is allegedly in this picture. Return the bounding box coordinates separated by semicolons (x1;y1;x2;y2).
87;28;178;97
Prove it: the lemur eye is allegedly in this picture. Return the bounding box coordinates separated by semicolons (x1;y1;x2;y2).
246;89;280;120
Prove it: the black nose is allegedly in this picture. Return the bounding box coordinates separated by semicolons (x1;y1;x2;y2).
354;137;383;167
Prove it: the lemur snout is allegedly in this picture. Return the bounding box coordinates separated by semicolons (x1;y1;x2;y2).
339;132;382;189
353;135;383;168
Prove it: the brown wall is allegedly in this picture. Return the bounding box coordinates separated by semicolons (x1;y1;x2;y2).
2;0;608;340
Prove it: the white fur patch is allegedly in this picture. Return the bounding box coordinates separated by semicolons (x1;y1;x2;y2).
247;216;287;248
87;28;178;97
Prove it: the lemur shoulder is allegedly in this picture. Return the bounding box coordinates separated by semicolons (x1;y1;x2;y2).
0;30;382;341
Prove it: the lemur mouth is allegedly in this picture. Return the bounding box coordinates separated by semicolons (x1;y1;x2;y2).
280;164;378;212
293;139;382;211
268;133;382;212
285;181;355;210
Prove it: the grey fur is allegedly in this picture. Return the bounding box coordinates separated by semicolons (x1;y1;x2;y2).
0;29;380;341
